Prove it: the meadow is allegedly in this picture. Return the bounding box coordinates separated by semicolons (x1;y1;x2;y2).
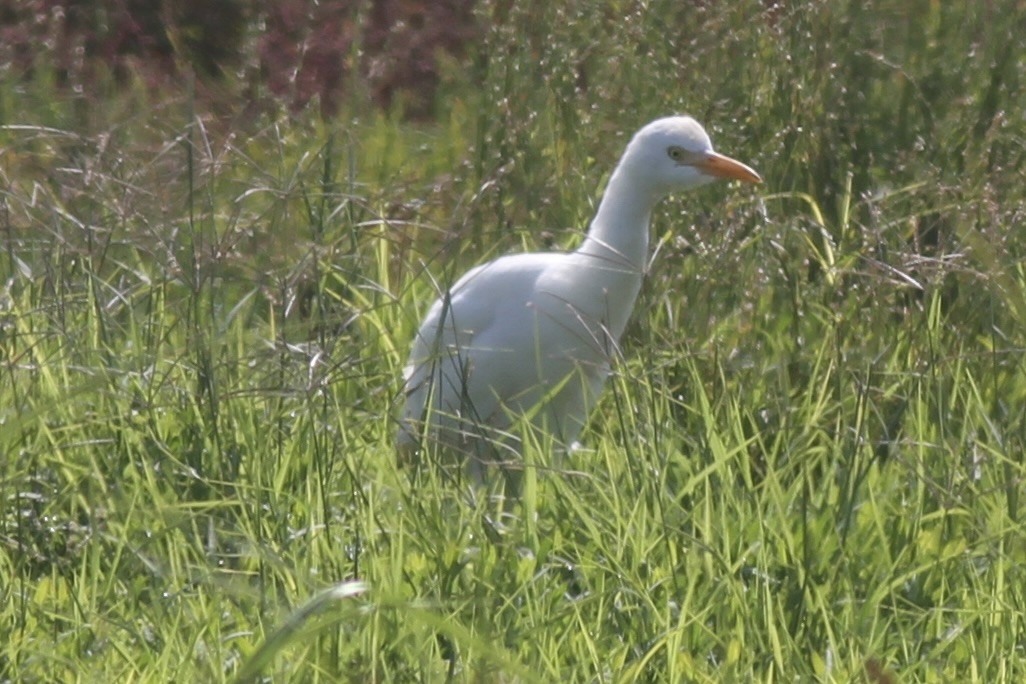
2;1;1026;681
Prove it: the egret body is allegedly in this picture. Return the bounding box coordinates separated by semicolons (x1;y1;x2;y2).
398;116;760;480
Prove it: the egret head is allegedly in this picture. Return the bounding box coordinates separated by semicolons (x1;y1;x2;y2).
623;116;761;195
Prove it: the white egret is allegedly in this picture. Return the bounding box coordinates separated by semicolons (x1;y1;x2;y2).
398;116;760;482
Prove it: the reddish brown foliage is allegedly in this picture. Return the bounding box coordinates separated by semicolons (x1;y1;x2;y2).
362;0;477;118
0;0;480;120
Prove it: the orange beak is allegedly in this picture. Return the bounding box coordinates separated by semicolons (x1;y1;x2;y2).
694;151;762;184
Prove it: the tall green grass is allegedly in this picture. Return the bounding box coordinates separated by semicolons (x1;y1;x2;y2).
2;1;1025;681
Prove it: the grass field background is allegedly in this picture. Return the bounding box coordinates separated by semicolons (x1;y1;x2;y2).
3;1;1026;681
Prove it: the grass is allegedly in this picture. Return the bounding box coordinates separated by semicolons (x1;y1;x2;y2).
2;0;1026;681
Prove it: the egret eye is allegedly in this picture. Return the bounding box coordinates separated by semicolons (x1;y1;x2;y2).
667;146;686;163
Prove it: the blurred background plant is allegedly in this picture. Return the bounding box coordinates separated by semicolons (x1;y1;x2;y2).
0;0;477;119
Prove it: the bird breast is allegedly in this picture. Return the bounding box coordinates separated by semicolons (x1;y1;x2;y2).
532;251;645;351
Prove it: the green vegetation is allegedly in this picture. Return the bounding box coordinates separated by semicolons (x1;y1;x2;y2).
3;1;1026;681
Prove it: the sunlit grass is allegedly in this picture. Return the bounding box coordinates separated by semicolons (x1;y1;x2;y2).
2;1;1026;681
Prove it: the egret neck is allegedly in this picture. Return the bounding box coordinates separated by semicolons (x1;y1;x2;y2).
578;163;658;272
573;162;661;339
